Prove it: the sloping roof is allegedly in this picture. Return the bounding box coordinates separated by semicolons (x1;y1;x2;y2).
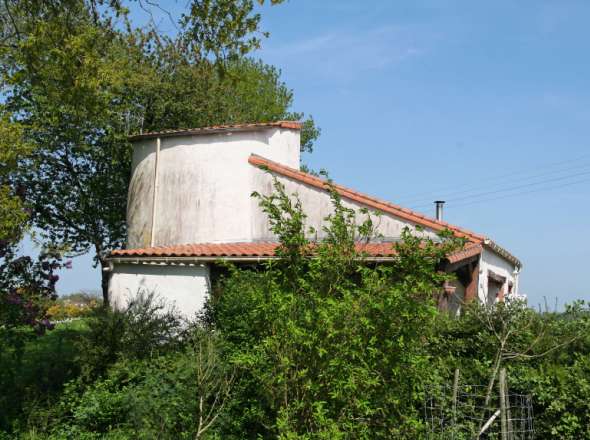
249;154;485;243
129;121;301;141
110;241;483;263
248;154;522;268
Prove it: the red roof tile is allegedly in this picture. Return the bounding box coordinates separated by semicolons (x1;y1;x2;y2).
129;121;301;141
111;242;279;258
447;243;483;264
110;241;482;264
248;154;486;243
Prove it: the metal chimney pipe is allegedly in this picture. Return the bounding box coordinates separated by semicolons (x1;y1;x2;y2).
435;200;445;221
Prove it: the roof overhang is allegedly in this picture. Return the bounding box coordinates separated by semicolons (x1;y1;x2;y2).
128;121;302;141
483;239;522;269
108;241;482;267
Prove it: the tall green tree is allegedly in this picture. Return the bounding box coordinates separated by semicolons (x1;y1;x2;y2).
0;0;318;303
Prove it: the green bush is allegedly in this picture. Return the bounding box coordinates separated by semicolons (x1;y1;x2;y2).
431;301;590;440
50;331;233;440
76;291;186;380
208;179;463;439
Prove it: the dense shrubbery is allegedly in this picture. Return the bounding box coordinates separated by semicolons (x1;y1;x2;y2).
1;182;589;439
206;181;464;438
431;301;590;439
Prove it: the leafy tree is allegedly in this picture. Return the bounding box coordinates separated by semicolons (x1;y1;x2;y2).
179;0;285;61
0;0;318;304
0;110;64;336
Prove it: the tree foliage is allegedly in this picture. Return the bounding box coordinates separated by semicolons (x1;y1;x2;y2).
431;301;590;439
0;113;30;243
0;108;63;336
179;0;286;61
0;0;318;303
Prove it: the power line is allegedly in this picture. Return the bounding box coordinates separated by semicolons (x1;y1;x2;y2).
395;152;590;205
443;176;590;209
409;169;590;209
400;161;590;205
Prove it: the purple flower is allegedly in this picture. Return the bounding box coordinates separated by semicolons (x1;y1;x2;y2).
65;260;73;269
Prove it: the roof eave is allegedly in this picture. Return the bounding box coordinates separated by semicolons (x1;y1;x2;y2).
483;239;522;269
108;255;398;264
128;121;302;141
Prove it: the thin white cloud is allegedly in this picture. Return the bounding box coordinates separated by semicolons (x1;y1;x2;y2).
261;25;427;83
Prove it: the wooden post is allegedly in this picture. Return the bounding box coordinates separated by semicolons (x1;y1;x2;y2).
452;368;460;434
499;368;508;440
505;372;513;440
464;261;480;303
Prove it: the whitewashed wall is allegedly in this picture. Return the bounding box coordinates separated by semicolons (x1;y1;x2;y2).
250;169;439;242
127;138;157;248
478;248;519;305
108;263;211;320
127;128;300;248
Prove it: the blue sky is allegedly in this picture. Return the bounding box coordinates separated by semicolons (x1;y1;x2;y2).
51;0;590;308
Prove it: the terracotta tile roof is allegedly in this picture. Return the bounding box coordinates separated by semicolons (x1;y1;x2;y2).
447;243;483;264
110;241;482;263
111;242;281;258
249;154;486;243
129;121;301;141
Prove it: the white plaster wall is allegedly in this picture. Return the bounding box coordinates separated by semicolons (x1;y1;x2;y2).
478;248;519;305
127;128;300;248
108;264;211;319
250;169;439;241
127;138;157;248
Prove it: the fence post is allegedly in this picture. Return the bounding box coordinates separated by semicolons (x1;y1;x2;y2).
505;371;513;440
452;368;460;438
499;368;508;440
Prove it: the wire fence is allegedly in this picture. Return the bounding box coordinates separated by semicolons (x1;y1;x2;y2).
425;374;534;440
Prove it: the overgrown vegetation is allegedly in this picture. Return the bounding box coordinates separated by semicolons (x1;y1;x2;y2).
0;180;588;439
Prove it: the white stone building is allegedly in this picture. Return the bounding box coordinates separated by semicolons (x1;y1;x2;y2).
107;122;522;318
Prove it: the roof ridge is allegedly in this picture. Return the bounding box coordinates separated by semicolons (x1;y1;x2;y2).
248;154;486;243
